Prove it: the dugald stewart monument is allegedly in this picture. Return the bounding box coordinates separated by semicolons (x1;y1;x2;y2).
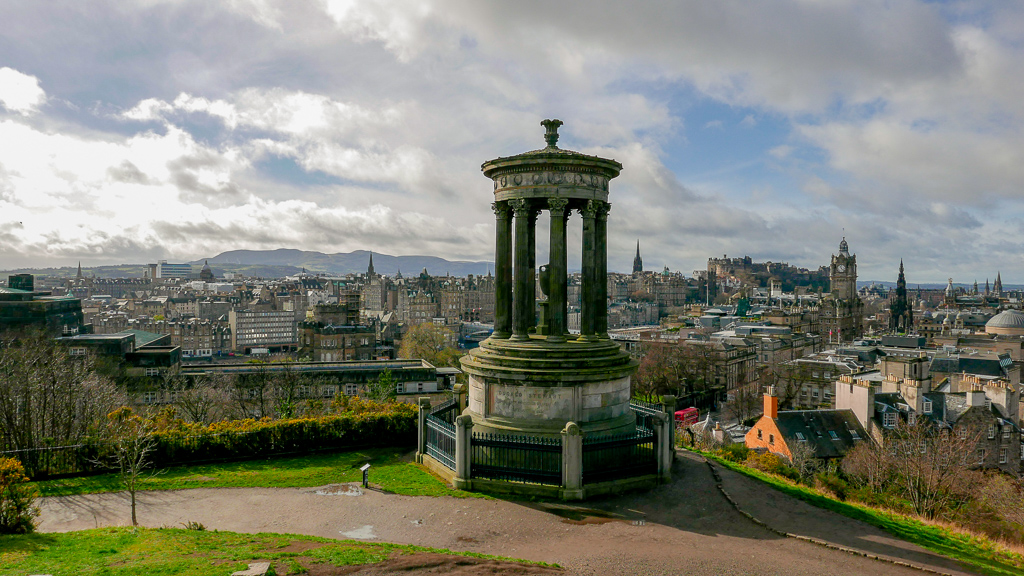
418;120;672;500
461;119;639;438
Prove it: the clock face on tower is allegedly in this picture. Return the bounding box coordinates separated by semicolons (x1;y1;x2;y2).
837;264;846;273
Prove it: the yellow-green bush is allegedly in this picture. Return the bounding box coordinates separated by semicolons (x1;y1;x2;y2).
0;457;39;534
746;451;800;481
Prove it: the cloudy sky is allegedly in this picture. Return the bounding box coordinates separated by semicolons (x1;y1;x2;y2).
1;1;1022;283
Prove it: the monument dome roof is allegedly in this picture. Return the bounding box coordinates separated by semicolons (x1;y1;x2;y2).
986;309;1024;330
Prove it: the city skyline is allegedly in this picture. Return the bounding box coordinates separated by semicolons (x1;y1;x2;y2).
1;2;1023;283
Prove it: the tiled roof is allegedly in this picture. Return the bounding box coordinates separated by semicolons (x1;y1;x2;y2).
774;409;867;459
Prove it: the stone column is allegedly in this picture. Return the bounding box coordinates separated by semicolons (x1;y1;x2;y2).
653;412;672;482
510;199;533;340
453;382;467;413
454;414;474;490
560;422;584;500
491;202;513;339
579;201;598;341
596;202;610;338
661;395;676;461
416;397;431;464
528;206;540;331
547;198;570;342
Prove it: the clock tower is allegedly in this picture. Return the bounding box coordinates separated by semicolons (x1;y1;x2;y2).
822;237;864;342
830;237;857;300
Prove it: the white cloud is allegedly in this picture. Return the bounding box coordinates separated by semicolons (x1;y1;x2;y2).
1;1;1024;281
0;68;46;115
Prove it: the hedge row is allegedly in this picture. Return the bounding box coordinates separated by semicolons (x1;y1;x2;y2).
150;408;418;466
7;402;418;479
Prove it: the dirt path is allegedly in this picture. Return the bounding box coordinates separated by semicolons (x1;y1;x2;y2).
36;451;980;575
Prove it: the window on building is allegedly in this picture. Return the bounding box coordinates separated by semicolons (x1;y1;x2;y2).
977;449;986;465
988;426;996;440
812;390;819;398
795;432;806;442
883;412;897;428
345;384;358;396
828;431;839;440
143;391;159;404
757;429;762;440
768;434;774;445
908;413;917;426
999;448;1008;464
850;430;860;440
919;441;927;454
922;399;932;414
958;427;968;439
69;347;87;356
145;368;161;377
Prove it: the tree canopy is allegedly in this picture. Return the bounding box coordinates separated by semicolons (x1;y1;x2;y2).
398;323;461;369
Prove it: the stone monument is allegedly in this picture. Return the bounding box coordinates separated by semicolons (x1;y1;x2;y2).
460;119;638;438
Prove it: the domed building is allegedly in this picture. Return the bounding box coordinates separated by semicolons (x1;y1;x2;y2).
199;260;215;282
984;309;1024;336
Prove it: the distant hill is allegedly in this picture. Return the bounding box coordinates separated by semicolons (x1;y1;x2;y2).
197;249;493;277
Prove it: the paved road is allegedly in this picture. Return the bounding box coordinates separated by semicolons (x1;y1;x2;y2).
37;451;978;575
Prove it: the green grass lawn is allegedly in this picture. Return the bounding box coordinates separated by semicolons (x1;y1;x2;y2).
0;527;551;576
700;451;1024;576
32;448;486;500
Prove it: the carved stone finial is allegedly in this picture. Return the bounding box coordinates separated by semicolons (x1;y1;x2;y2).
541;119;563;148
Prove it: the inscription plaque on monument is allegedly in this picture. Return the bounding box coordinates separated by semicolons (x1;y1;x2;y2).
488;384;573;420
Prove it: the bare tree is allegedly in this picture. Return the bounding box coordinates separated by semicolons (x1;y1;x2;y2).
725;382;762;425
842;441;889;492
171;373;229;424
843;420;983;518
632;343;678;401
271;367;324;418
978;474;1024;526
104;407;157;527
0;332;122;455
229;361;272;418
771;361;811;409
787;439;819;481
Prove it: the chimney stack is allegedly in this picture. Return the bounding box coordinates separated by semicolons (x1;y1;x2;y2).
967;387;987;408
764;386;778;419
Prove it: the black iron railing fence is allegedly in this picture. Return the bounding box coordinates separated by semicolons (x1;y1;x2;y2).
425;419;456;471
581;427;657;484
630;399;661;431
429;398;459;423
470;432;561;485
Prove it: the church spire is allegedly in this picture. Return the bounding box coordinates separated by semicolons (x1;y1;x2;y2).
995;271;1003;295
632;240;643;274
367;252;375;277
76;261;83;280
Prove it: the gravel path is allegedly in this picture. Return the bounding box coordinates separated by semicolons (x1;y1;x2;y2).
36;451;980;575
